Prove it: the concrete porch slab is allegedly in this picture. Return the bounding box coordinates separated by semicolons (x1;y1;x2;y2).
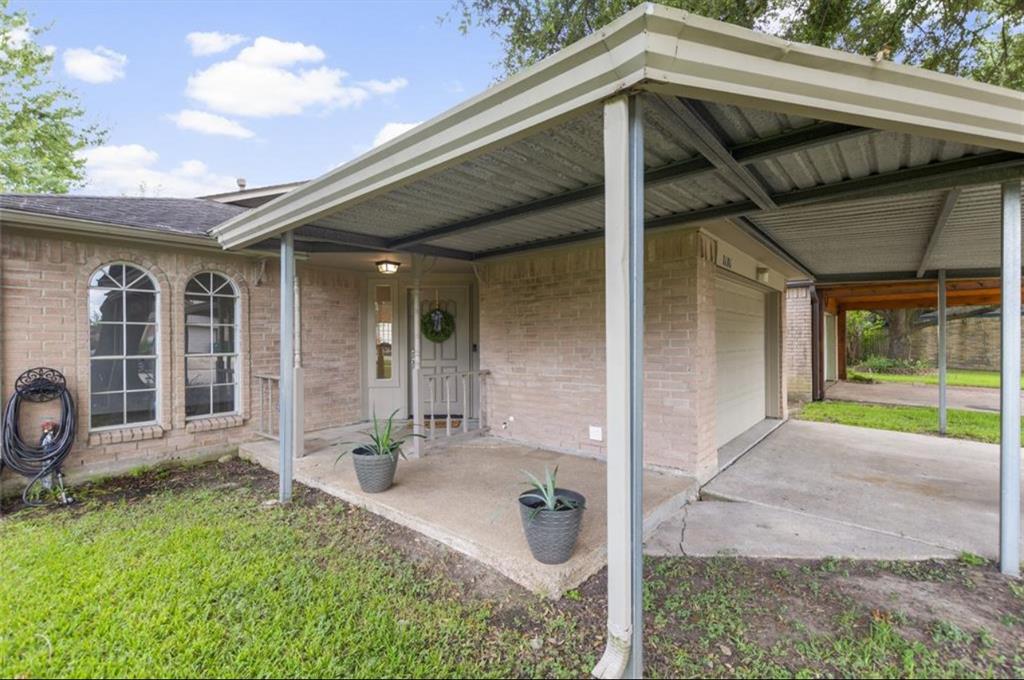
240;433;697;598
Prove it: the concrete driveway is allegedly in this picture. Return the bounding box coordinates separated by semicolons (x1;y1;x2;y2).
648;420;1024;561
825;380;1015;413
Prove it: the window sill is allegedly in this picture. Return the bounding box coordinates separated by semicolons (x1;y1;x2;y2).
186;414;245;434
88;424;165;447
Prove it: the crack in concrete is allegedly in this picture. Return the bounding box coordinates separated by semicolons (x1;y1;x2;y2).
677;504;690;556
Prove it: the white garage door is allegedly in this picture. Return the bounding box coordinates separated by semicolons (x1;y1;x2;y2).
715;276;766;448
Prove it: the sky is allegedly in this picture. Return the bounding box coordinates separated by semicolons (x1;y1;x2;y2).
15;0;505;197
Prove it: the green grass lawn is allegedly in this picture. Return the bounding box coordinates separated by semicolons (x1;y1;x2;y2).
2;461;1022;678
797;400;1022;444
848;368;1022;389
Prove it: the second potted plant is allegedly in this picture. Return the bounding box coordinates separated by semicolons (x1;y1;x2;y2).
518;466;586;565
336;410;421;493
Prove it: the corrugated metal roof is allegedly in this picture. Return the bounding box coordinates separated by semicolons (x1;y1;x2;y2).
4;90;1018;280
285;91;1020;277
927;183;1021;271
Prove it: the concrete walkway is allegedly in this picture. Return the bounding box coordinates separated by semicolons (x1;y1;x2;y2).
648;420;1024;561
241;431;697;598
826;380;1014;413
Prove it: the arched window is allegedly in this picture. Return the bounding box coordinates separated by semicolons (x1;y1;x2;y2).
89;263;159;429
185;273;239;418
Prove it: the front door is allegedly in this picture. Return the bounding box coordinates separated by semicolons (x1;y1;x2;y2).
410;286;472;419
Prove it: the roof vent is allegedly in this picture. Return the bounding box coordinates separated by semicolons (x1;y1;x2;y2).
236;177;247;190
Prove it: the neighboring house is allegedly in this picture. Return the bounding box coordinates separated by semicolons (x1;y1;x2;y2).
1;186;797;486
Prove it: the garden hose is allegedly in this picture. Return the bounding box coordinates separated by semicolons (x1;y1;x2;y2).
1;368;77;506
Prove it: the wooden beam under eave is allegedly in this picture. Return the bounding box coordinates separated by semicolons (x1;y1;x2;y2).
842;293;1009;310
819;278;1002;300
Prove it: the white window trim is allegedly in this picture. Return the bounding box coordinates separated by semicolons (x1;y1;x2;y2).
184;272;241;421
88;262;161;432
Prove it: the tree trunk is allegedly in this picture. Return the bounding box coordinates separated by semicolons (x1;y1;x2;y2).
882;309;920;360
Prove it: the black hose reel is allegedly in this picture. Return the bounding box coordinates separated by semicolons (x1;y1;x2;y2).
1;367;77;505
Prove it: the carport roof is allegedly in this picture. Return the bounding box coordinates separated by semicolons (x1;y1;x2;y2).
211;3;1024;282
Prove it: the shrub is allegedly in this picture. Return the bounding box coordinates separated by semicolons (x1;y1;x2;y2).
854;355;931;375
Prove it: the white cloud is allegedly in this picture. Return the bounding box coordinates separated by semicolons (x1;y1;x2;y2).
185;36;406;118
167;109;255;138
236;36;324;66
359;77;408;95
79;144;236;197
186;31;246;56
373;121;422;147
63;46;127;83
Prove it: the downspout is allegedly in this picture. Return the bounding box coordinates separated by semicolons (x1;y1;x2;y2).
594;92;644;680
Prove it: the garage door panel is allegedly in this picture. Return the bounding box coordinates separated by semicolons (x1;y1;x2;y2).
715;276;766;448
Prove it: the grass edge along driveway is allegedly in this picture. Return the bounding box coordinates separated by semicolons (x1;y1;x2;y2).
848;368;1023;390
797;400;1023;445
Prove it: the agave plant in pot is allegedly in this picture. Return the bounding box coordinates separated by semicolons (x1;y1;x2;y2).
518;466;586;565
336;410;422;493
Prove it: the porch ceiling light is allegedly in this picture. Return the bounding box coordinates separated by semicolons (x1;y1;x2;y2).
376;259;400;275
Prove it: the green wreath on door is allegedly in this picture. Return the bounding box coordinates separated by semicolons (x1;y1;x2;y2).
421;307;455;343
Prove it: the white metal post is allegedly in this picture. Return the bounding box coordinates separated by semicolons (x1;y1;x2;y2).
411;255;423;457
1000;180;1021;577
279;231;295;503
594;93;644;680
938;269;947;435
293;271;305;458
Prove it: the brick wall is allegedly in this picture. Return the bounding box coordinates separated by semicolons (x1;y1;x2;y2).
909;314;1022;371
1;227;362;485
477;230;720;480
784;285;813;403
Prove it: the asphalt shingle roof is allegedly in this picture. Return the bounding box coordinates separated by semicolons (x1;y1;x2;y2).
0;194;246;237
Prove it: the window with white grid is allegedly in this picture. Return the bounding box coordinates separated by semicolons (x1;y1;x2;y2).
89;263;159;429
184;273;239;418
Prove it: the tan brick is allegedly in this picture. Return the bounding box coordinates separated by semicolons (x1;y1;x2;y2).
1;227;362;479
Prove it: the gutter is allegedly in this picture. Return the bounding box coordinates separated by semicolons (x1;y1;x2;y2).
1;210;273;258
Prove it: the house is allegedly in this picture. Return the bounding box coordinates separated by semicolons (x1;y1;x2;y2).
2;5;1021;678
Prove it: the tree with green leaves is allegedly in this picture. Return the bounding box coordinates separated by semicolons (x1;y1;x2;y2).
0;0;105;193
451;0;1024;89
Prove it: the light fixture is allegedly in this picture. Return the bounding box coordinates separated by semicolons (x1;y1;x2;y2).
376;259;400;275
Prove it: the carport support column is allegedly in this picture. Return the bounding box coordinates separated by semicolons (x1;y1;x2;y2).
279;230;295;503
999;181;1021;577
837;308;847;381
411;254;424;458
938;270;947;435
594;93;644;680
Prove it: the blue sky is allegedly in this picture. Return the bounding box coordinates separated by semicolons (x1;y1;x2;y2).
18;0;504;196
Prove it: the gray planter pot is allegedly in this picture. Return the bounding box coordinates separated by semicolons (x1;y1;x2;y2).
351;446;398;493
518;488;586;565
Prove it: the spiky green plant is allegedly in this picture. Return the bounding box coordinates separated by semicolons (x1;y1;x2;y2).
520;466;583;517
335;409;423;463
